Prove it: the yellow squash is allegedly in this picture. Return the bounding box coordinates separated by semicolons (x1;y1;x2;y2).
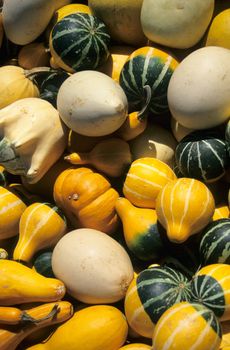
213;203;229;221
119;345;151;349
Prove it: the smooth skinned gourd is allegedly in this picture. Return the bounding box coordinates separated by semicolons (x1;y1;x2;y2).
206;9;230;49
57;70;128;137
52;228;134;304
119;345;151;350
0;98;68;184
18;43;50;70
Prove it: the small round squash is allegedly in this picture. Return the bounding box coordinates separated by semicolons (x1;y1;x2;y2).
51;228;134;304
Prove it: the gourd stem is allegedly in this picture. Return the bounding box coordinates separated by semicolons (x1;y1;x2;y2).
21;304;60;324
64;152;90;165
137;85;152;121
25;67;57;80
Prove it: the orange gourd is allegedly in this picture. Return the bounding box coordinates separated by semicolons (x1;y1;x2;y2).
212;202;229;221
119;345;151;350
53;167;119;234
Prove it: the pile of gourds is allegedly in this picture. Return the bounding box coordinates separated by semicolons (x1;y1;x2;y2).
0;0;229;349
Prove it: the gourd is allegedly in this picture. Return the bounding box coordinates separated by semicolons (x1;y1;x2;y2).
119;46;179;116
175;130;229;183
213;203;230;221
119;345;151;349
199;219;230;265
152;302;222;350
57;70;128;137
123;157;176;209
170;117;194;142
0;249;8;260
33;251;54;278
0;98;68;184
156;178;215;243
53;167;119;234
129;123;177;167
13;202;67;264
125;266;191;338
206;9;230;49
65;138;132;177
18;43;50;70
168;46;230;129
88;0;146;46
26;305;128;350
0;301;73;350
51;228;134;304
0;259;65;305
0;66;39;109
115;197;164;261
190;264;230;321
49;13;111;73
53;3;91;23
141;0;214;49
67;130;108;153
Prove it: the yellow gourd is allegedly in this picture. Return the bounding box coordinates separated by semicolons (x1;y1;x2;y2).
26;305;128;350
65;138;132;177
13;202;67;264
54;3;91;21
206;9;230;49
119;345;151;349
0;259;66;305
156;178;215;243
212;202;229;221
123;157;177;208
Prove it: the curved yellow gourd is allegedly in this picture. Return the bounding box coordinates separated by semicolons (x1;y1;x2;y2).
26;305;128;350
152;302;221;350
0;260;65;305
213;203;229;221
123;157;176;208
156;178;215;243
119;344;151;349
13;202;67;264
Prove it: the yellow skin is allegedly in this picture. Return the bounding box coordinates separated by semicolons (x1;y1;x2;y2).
212;203;229;221
119;344;151;349
206;9;230;49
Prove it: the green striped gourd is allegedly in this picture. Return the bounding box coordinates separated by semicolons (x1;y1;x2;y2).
190;264;230;321
13;202;67;264
124;266;192;338
49;13;111;73
152;302;222;350
175;130;229;183
199;218;230;265
119;46;179;115
33;251;54;278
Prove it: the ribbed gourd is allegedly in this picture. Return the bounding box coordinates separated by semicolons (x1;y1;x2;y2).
49;13;111;73
175;130;229;183
199;219;230;265
190;264;230;321
123;157;176;208
119;46;179;115
13;202;67;264
124;266;192;338
25;305;128;350
156;178;215;243
115;197;163;261
152;302;222;350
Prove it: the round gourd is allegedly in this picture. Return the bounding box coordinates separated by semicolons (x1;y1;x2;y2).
175;130;229;183
123;157;176;209
190;264;230;321
152;302;222;350
141;0;214;49
119;46;179;116
156;178;215;243
49;13;110;73
33;251;54;278
213;203;229;221
51;228;134;304
206;9;230;49
57;71;128;137
168;46;230;129
54;3;91;22
199;220;230;265
124;266;191;338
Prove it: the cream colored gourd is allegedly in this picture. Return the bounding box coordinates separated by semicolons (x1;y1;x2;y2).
0;66;39;109
65;138;132;177
52;228;134;304
57;71;128;137
0;98;68;184
141;0;214;49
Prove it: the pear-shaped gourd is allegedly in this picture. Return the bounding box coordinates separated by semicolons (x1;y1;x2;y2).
156;178;215;243
115;197;163;260
65;138;132;177
0;98;68;184
13;202;67;264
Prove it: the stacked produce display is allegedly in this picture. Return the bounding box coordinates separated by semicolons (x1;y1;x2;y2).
0;0;229;349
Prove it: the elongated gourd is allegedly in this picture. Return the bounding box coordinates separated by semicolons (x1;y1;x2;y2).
0;306;36;325
0;259;66;305
0;301;73;350
26;305;128;350
115;197;163;260
156;178;215;243
65;138;132;177
13;202;67;264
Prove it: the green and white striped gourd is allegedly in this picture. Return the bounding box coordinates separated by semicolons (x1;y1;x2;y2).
175;130;229;183
119;46;179;115
49;13;111;73
199;218;230;265
124;266;192;338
